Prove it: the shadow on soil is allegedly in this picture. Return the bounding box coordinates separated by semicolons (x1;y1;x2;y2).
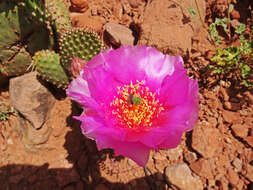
0;102;167;190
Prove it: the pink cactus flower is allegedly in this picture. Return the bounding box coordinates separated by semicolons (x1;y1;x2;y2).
67;46;199;166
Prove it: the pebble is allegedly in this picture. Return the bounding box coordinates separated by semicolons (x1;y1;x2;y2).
231;124;248;138
222;110;240;124
192;124;222;158
230;9;240;19
190;159;214;179
70;0;89;13
245;164;253;182
166;146;183;161
164;163;203;190
231;158;242;172
184;151;197;163
226;168;239;187
103;22;135;48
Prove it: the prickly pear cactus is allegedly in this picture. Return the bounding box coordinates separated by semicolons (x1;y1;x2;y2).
32;50;69;89
0;0;106;89
59;28;105;73
45;0;71;38
0;0;54;77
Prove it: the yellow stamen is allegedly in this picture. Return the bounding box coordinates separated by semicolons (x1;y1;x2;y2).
110;81;164;129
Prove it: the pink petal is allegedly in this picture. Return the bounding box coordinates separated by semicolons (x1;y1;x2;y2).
66;75;97;108
75;115;127;141
144;54;182;92
156;130;183;149
82;62;122;106
159;65;193;106
96;134;150;166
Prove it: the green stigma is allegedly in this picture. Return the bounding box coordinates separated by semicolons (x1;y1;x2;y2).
128;94;142;106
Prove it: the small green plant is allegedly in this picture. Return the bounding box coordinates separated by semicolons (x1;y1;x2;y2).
187;7;196;19
209;21;253;88
209;18;230;45
0;107;15;121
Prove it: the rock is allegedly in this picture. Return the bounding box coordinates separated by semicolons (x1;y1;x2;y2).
166;146;183;161
222;110;240;124
219;87;230;101
192;123;223;158
190;159;214;179
164;163;203;190
231;158;242;172
230;9;240;19
16;117;52;151
138;0;206;56
226;168;239;187
103;22;135;48
70;0;89;13
231;124;248;138
244;91;253;105
245;164;253;182
71;14;105;32
95;183;110;190
128;0;141;8
236;179;244;190
245;136;253;148
219;176;229;190
9;72;55;151
224;101;241;111
184;151;197;163
127;158;137;166
9;72;55;130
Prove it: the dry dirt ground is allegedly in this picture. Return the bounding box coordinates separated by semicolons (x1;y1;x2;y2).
0;0;253;190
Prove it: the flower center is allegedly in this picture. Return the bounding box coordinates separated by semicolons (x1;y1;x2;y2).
110;81;164;129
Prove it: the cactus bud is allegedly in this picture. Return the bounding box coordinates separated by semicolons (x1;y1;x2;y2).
71;57;86;77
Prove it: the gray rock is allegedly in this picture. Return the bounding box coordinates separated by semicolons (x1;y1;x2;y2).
164;163;203;190
15;116;52;152
9;72;55;151
9;72;55;129
103;22;135;48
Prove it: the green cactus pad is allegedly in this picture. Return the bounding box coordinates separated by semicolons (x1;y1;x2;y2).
0;47;31;76
45;0;71;37
32;50;69;89
59;28;105;73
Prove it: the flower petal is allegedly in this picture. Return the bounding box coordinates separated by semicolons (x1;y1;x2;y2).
96;134;150;166
102;46;179;91
66;75;98;108
144;54;182;92
82;60;122;105
75;115;127;141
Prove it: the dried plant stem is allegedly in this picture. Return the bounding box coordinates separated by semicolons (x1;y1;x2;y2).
194;0;216;46
226;0;231;41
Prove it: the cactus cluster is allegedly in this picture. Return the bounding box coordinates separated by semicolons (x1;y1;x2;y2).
0;0;105;89
0;0;52;77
